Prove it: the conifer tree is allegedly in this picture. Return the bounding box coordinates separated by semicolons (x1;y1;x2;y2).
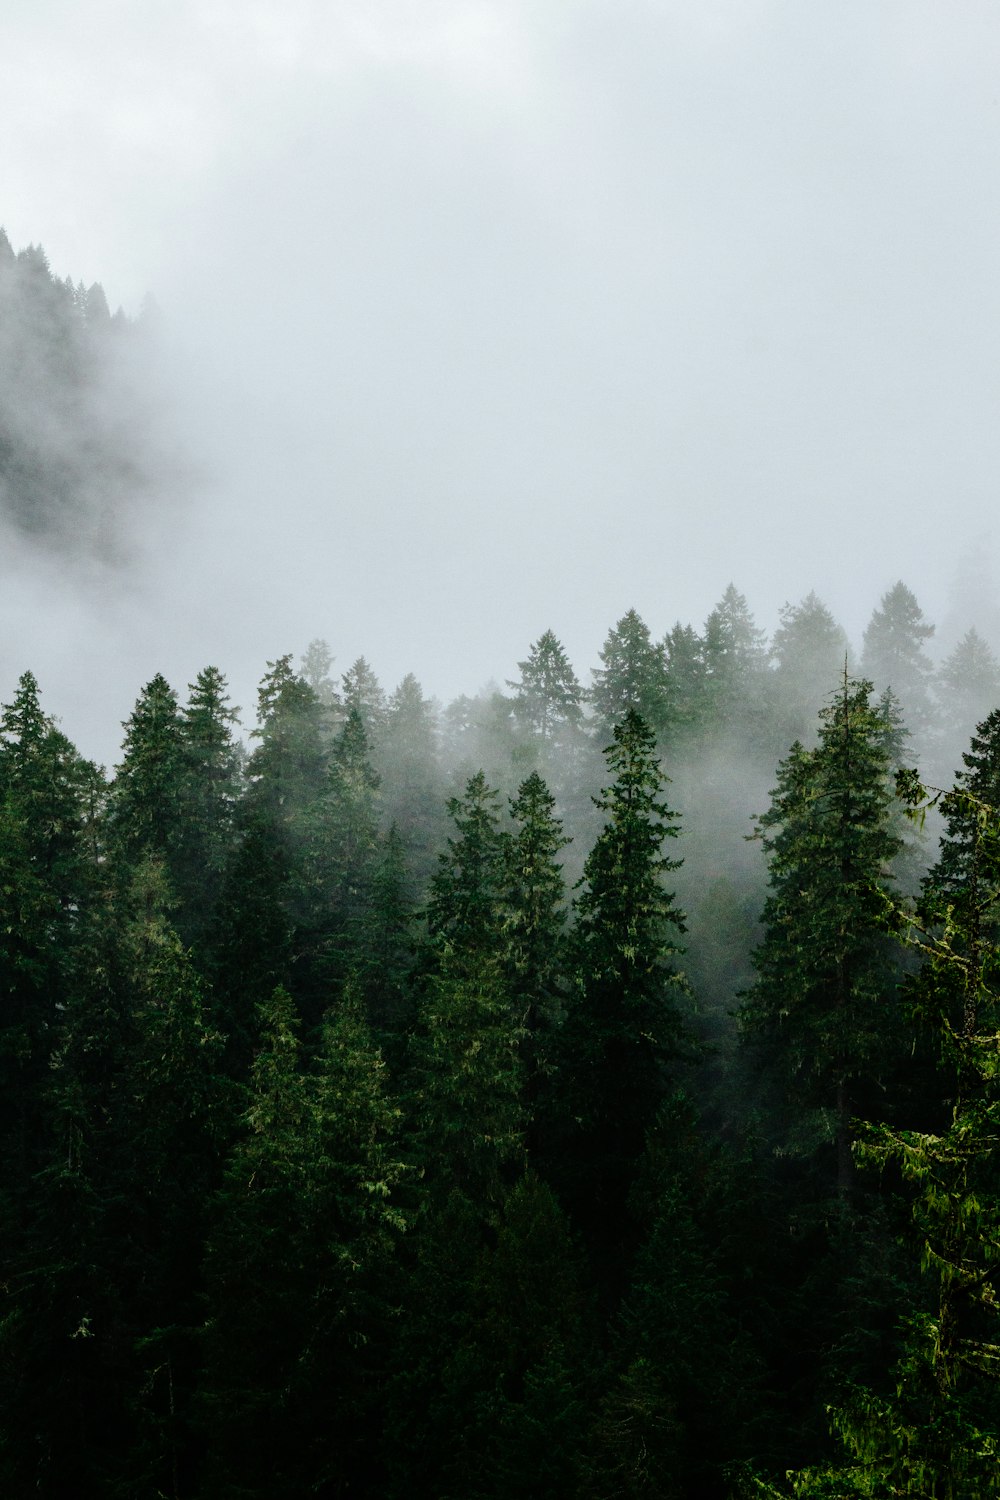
702;583;769;734
379;672;443;885
107;673;185;872
861;581;937;741
202;982;406;1497
341;654;387;746
769;592;851;749
503;772;570;1143
662;621;708;750
299;636;341;715
935;628;1000;779
741;675;904;1199
207;657;323;1067
424;769;510;966
559;710;687;1259
590;610;670;739
762;770;1000;1499
508;630;584;748
173;666;242;944
306;707;383;999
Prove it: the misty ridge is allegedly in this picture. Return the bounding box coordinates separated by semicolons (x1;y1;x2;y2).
8;234;1000;1496
0;228;173;562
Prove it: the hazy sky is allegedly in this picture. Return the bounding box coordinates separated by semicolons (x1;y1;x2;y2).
3;0;1000;758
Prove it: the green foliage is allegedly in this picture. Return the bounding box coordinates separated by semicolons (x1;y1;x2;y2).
861;582;937;742
408;951;526;1203
741;675;904;1195
201;982;407;1496
591;610;671;738
572;709;686;1102
425;769;510;963
508;629;585;748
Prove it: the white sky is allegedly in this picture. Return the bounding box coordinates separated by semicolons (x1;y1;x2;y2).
2;0;1000;758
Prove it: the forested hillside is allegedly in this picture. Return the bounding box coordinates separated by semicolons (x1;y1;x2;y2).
4;241;1000;1498
0;230;156;555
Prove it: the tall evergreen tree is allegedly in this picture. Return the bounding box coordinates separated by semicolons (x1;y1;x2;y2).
107;673;185;874
558;710;687;1267
861;581;936;741
424;770;509;967
935;628;1000;780
341;655;387;747
201;982;406;1496
503;772;570;1145
173;666;242;945
590;610;670;739
662;621;708;750
508;630;584;748
767;770;1000;1500
379;672;444;887
769;592;851;750
741;675;904;1199
702;583;768;734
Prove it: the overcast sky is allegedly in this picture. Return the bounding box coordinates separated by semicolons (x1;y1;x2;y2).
2;0;1000;759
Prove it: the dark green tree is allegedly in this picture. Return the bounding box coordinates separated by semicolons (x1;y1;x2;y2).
508;630;584;748
702;583;769;734
201;982;406;1497
662;620;708;750
107;673;185;872
341;655;387;746
559;710;687;1266
424;770;510;966
741;675;904;1199
590;610;670;739
503;772;570;1144
173;666;242;944
762;771;1000;1499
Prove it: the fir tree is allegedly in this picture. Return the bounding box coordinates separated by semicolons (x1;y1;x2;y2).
559;710;687;1267
741;675;904;1200
590;610;670;739
861;581;936;741
508;629;584;748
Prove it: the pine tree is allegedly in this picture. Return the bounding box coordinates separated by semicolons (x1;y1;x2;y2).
203;979;407;1495
702;583;769;734
769;592;851;749
379;672;444;888
107;673;185;873
590;610;670;739
662;621;708;750
764;771;1000;1500
861;581;937;742
935;628;1000;780
424;770;510;966
341;655;387;747
558;710;687;1264
508;630;584;748
206;657;323;1070
305;707;383;999
741;675;904;1199
503;772;570;1147
173;666;242;945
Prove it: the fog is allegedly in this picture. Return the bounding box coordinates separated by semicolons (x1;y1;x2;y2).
2;1;1000;762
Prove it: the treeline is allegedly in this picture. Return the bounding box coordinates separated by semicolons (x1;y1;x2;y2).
2;583;1000;1497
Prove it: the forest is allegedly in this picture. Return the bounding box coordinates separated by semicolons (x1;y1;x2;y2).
3;239;1000;1498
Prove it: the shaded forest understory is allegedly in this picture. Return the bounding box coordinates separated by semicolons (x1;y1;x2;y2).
4;581;1000;1499
4;237;1000;1497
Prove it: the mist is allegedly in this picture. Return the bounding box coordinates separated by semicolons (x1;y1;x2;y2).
3;1;1000;766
